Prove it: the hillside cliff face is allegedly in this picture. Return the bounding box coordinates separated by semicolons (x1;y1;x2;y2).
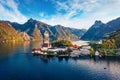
64;27;87;39
81;17;120;41
19;32;30;41
0;21;24;42
53;25;78;40
31;24;43;41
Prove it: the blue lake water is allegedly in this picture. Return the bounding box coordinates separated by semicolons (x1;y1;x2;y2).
0;41;120;80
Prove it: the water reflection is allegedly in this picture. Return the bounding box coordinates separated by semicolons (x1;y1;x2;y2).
0;41;42;56
70;57;120;79
0;42;22;57
37;55;120;79
34;55;51;63
0;41;120;80
30;41;42;48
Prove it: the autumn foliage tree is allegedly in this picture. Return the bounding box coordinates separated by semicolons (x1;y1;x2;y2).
102;39;116;49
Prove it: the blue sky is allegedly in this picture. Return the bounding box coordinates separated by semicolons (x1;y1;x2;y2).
0;0;120;29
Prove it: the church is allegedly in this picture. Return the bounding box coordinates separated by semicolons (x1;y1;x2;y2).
42;31;51;50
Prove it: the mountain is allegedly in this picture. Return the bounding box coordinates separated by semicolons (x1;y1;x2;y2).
81;17;120;41
52;25;78;40
10;18;86;41
0;21;24;43
10;18;50;41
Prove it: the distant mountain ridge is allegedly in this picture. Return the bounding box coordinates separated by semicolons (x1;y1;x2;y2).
81;17;120;41
1;17;120;42
8;18;86;41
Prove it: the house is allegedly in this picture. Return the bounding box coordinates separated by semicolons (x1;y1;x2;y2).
48;47;68;53
73;44;78;49
32;48;43;54
79;45;91;55
42;43;51;50
95;51;100;56
80;45;91;49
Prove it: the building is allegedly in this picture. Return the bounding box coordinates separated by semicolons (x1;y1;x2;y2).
79;45;91;55
42;31;51;50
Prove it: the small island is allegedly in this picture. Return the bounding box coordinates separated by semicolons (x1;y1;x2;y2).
32;30;120;58
32;31;87;57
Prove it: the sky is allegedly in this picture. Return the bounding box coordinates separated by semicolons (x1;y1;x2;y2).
0;0;120;29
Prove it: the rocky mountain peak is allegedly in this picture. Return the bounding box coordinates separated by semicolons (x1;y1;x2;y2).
27;18;38;24
81;17;120;41
95;20;102;24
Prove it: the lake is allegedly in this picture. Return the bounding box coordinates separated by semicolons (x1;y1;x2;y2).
0;41;120;80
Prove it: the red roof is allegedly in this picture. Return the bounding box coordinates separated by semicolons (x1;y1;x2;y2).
73;44;78;48
32;48;41;51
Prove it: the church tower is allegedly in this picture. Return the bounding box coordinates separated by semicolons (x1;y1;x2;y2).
43;31;49;43
42;31;51;50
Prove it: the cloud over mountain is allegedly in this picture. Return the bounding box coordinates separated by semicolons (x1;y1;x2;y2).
0;0;120;29
0;0;27;23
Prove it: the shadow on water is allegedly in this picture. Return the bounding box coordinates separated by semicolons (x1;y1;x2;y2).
36;54;120;65
35;55;71;63
34;55;51;63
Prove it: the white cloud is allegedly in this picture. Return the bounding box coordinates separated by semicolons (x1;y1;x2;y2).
0;0;27;23
40;0;120;29
0;0;120;29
